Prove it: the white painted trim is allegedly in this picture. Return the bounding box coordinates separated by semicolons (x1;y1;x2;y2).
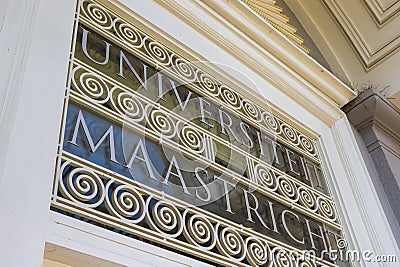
0;0;40;185
46;211;214;267
319;117;400;266
0;0;76;266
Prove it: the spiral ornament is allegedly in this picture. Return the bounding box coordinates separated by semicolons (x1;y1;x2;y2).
245;237;270;266
114;18;143;48
172;56;196;81
110;87;144;121
82;1;113;29
263;112;280;132
299;134;316;156
297;259;317;267
317;197;337;221
146;199;183;238
277;176;297;200
147;108;176;137
297;186;317;211
105;183;146;223
242;99;260;121
271;247;295;267
220;86;240;109
281;124;298;144
178;124;204;152
183;212;216;250
144;37;170;65
216;225;245;260
73;68;109;104
59;162;105;208
197;71;219;96
254;163;277;191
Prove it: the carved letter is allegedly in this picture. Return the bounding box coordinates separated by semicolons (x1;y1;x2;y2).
282;209;305;244
214;175;236;213
305;219;328;250
218;108;242;144
170;79;192;111
194;167;211;202
162;156;191;195
242;189;271;230
69;110;118;163
118;50;148;90
285;148;300;176
240;122;254;149
199;97;214;128
125;139;156;180
81;27;110;65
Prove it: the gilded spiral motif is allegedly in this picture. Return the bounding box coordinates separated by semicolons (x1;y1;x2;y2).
183;212;215;250
277;176;297;200
254;163;277;190
297;186;316;210
110;87;144;121
263;112;280;132
144;37;170;65
178;124;204;152
147;199;183;237
73;69;109;104
281;124;298;144
271;247;294;267
220;86;241;109
242;99;260;121
147;108;176;137
61;164;105;208
197;71;219;96
299;134;316;155
82;1;113;29
106;184;146;223
317;197;336;221
172;56;196;81
245;237;270;266
114;18;143;48
216;225;245;260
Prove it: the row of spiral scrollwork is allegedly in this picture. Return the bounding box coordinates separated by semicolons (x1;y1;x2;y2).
71;62;337;224
252;161;336;222
72;64;206;154
79;0;318;160
56;157;322;267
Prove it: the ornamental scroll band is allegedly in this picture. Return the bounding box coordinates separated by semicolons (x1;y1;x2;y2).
70;62;338;225
53;155;333;267
78;0;318;161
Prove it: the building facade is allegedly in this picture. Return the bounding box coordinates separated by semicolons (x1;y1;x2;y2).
0;0;399;266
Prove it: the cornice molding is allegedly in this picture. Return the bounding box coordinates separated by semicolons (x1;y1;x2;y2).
322;0;400;71
343;89;400;147
343;89;400;170
362;0;400;26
